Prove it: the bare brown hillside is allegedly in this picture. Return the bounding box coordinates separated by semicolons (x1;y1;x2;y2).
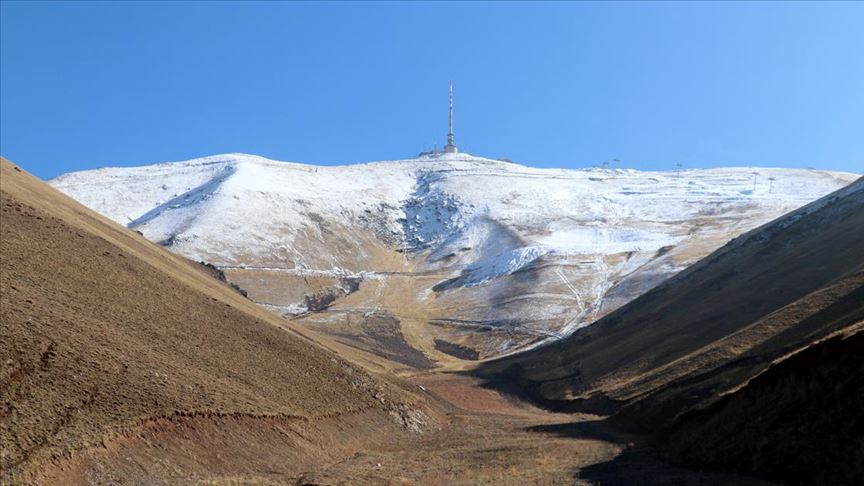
0;158;430;483
665;327;864;485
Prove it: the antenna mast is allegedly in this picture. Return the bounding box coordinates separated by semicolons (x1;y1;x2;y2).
445;81;458;153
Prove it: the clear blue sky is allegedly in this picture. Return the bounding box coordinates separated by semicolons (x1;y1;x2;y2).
2;1;862;179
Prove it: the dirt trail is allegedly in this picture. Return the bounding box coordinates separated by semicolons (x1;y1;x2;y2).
289;372;777;486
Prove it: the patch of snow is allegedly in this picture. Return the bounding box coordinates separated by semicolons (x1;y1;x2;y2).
538;225;684;255
458;246;552;287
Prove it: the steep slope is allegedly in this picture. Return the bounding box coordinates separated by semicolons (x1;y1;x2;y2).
476;178;864;423
665;328;863;485
0;158;428;483
51;153;859;365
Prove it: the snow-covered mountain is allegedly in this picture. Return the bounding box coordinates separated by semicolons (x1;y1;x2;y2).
51;152;859;364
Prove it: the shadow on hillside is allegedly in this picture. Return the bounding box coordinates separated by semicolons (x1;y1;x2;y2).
522;418;779;486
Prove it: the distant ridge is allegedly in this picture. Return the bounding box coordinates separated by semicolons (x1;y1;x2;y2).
49;153;859;367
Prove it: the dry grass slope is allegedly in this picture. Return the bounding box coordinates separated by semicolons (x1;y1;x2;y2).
665;328;864;485
0;158;423;483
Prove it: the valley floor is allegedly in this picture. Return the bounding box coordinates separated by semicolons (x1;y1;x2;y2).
288;373;777;486
30;371;781;485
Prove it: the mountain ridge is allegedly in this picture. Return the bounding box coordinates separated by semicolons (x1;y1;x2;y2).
50;153;859;364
